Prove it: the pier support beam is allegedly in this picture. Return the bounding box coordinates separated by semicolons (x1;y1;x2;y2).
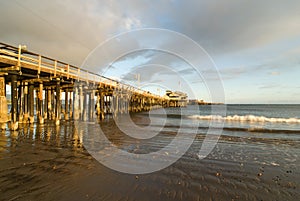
79;85;83;119
82;88;87;121
120;94;124;114
23;82;29;123
38;83;44;124
73;86;80;120
88;90;94;120
69;91;73;119
28;83;34;124
125;94;129;113
10;74;18;130
18;82;24;123
103;95;107;114
106;95;111;114
96;92;100;118
55;81;61;125
44;87;48;120
46;88;51;120
96;90;106;119
64;90;69;120
91;90;95;120
0;75;8;129
51;88;55;120
114;95;119;117
100;91;105;119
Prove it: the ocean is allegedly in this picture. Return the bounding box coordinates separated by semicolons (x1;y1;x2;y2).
184;104;300;138
0;104;299;200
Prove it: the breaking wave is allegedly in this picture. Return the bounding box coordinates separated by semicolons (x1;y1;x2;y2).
188;115;300;123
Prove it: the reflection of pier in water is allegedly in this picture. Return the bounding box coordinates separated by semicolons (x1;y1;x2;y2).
0;42;170;130
0;123;84;159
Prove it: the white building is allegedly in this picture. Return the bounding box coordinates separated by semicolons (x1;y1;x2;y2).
164;90;188;107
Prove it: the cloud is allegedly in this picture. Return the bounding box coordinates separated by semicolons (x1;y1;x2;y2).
1;0;299;66
0;0;151;65
1;0;300;103
1;0;299;71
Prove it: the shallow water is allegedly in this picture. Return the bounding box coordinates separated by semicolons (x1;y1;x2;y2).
0;106;299;200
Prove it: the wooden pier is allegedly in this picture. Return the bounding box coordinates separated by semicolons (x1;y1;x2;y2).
0;42;169;130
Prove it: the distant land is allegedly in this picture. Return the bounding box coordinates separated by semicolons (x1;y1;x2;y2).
188;99;224;105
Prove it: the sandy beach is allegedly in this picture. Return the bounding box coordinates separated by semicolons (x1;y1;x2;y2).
0;112;299;201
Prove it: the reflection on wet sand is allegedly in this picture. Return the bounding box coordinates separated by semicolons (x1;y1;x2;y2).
0;119;299;201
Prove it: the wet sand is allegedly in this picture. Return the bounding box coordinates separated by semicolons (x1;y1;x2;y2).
0;117;299;201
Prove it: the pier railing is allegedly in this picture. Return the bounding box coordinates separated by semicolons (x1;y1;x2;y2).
0;42;161;99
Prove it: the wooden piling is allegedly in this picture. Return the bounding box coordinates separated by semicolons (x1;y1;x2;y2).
65;89;69;120
46;88;51;120
44;87;48;120
88;90;94;120
0;75;8;129
82;88;87;121
38;83;44;124
100;91;105;119
55;81;61;125
90;90;94;120
18;81;24;122
73;86;80;120
69;91;73;119
114;95;118;117
96;92;100;118
28;83;34;124
23;82;28;123
11;74;18;130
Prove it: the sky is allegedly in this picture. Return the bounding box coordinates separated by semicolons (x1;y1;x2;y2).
1;0;300;103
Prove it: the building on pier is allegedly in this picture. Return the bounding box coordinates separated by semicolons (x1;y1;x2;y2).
164;90;188;107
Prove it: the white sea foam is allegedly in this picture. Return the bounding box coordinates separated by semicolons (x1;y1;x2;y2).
188;115;300;123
